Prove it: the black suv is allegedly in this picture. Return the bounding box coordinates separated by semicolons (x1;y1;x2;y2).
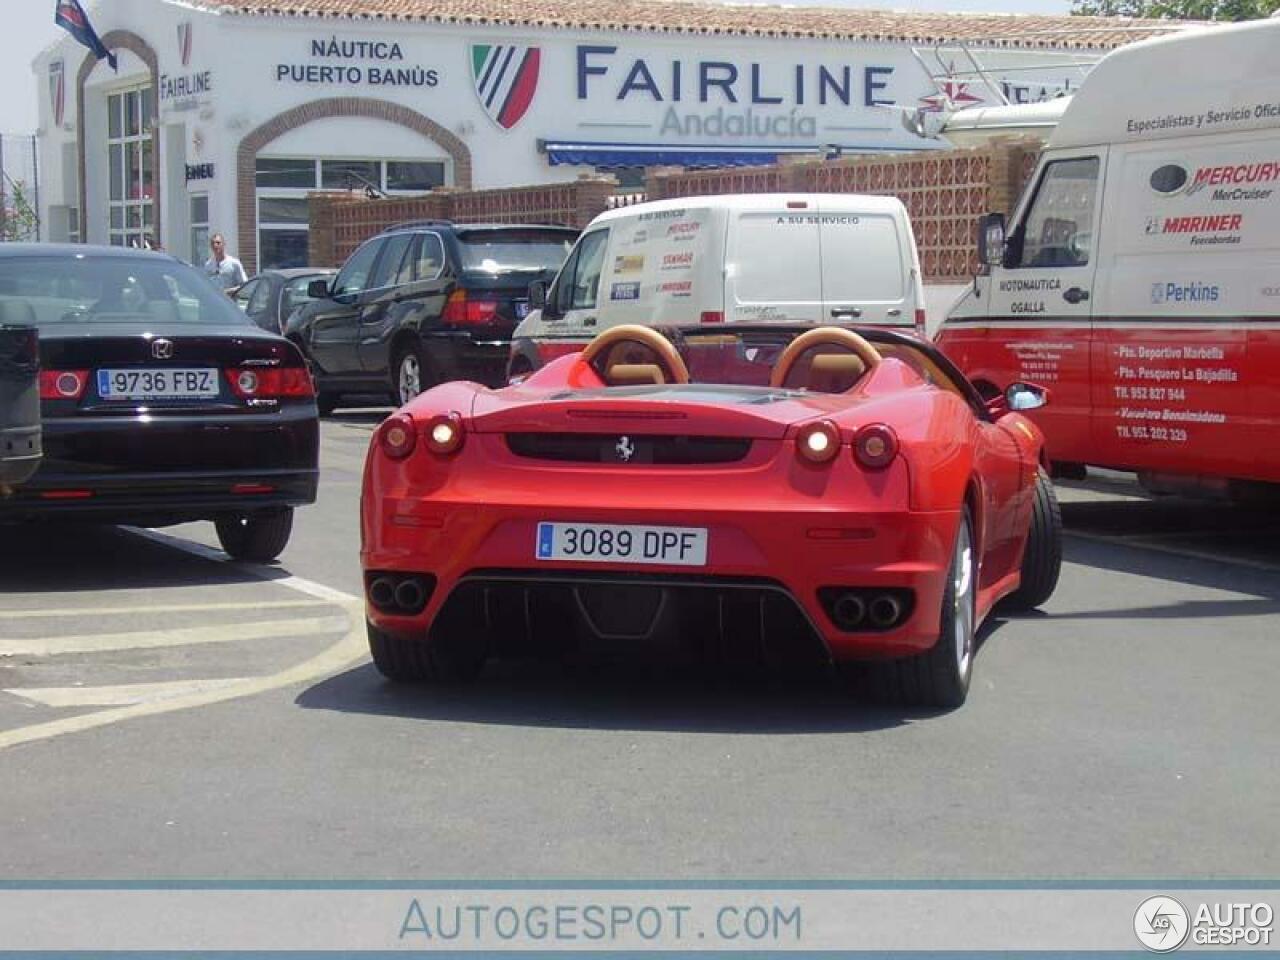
286;220;577;413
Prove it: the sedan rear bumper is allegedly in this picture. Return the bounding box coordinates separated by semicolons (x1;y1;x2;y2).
1;407;318;525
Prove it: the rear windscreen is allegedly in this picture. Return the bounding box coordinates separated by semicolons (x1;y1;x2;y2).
456;230;577;273
0;256;250;328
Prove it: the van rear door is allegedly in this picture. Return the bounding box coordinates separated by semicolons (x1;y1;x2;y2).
818;206;912;326
724;202;823;324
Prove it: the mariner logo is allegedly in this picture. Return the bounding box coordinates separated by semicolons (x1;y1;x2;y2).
471;44;541;130
1134;896;1191;953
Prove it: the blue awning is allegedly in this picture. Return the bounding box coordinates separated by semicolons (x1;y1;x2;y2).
543;142;802;168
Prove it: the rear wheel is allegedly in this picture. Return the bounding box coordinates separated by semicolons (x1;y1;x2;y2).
391;341;428;406
1001;466;1062;611
367;621;486;683
215;508;294;563
852;509;976;709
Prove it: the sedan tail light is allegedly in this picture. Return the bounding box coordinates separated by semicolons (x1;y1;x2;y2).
442;290;501;326
224;367;315;399
39;369;89;400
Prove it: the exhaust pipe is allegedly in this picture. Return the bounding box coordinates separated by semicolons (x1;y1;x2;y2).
868;594;903;629
368;576;396;611
394;576;428;614
831;593;866;630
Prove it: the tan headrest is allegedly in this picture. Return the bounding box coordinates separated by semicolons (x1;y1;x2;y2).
608;363;665;386
807;353;867;393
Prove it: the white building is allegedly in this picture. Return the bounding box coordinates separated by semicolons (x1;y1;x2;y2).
32;0;1148;273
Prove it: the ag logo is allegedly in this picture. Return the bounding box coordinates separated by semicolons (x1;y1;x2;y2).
471;44;540;130
1134;896;1190;952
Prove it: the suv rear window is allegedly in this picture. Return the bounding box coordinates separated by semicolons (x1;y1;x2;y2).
455;229;575;273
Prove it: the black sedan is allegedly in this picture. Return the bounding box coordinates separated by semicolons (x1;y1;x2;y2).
0;245;319;562
231;267;336;334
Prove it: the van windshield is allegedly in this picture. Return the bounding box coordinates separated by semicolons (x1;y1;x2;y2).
456;229;576;274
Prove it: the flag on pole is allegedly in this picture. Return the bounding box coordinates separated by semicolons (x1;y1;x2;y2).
55;0;117;71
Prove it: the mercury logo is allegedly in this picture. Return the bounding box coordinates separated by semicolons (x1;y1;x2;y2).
1134;896;1190;952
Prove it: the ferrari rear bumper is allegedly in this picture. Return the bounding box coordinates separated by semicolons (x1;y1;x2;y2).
362;495;961;663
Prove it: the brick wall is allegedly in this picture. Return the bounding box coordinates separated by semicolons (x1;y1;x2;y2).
645;139;1042;284
309;175;617;267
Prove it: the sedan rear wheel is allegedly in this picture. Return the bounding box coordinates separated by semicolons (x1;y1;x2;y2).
215;508;294;563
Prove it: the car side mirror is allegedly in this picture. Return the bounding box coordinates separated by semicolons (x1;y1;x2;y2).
1006;381;1049;412
528;279;548;310
307;278;331;299
977;213;1006;268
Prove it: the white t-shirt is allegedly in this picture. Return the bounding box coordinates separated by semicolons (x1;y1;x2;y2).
205;254;248;291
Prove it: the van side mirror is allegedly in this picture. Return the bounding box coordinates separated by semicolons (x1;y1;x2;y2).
307;278;331;299
1006;381;1049;412
528;279;548;310
977;213;1006;268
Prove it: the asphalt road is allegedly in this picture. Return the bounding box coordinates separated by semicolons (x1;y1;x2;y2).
2;410;1279;880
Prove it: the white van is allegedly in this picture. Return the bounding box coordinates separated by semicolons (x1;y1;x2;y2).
938;16;1280;494
509;194;926;376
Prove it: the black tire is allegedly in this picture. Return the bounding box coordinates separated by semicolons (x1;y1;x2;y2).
1001;466;1062;611
214;508;294;563
366;620;486;684
390;340;429;406
316;392;339;416
851;509;976;709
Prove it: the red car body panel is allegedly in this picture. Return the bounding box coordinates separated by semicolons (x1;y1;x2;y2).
361;341;1046;665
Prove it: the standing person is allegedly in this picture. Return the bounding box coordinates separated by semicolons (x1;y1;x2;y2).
204;233;247;293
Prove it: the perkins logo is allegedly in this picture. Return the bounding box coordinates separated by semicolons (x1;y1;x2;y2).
1152;281;1220;305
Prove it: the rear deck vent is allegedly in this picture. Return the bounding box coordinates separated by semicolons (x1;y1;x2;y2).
506;433;751;465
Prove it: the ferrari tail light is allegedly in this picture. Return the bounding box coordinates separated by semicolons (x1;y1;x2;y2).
796;420;840;464
442;290;500;326
425;412;465;456
700;311;724;324
39;370;88;400
853;423;899;469
380;413;418;460
225;367;315;399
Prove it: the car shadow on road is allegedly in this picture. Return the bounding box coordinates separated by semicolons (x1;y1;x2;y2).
296;619;1009;735
0;523;287;593
1011;530;1280;623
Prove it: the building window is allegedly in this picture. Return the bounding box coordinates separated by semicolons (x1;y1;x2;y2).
190;194;209;265
253;156;450;270
106;85;155;248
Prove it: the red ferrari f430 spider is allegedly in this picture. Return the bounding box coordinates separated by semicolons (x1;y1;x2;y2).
360;324;1061;708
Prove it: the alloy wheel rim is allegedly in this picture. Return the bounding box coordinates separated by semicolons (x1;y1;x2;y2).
953;522;975;676
399;354;421;404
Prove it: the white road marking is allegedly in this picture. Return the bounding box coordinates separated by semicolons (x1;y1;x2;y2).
0;599;327;620
5;678;252;708
0;616;349;657
0;531;370;752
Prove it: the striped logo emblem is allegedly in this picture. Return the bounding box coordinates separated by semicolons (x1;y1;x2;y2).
471;44;540;130
178;21;192;67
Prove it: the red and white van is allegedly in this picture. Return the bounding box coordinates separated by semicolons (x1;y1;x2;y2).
938;16;1280;496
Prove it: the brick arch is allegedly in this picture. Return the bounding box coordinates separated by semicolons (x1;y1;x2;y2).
77;31;161;242
236;97;472;274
